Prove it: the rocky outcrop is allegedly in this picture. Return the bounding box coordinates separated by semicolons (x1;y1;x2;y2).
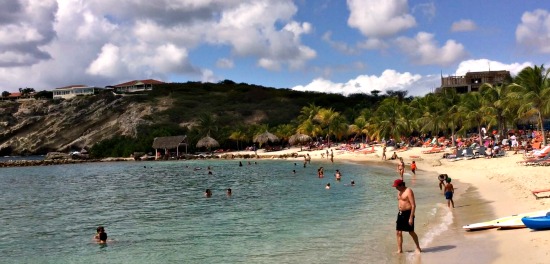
0;93;163;155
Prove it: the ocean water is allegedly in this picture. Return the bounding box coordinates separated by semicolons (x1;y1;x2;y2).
0;159;450;263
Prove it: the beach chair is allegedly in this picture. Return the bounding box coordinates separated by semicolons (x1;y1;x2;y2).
532;189;550;199
494;148;506;158
446;149;464;161
476;146;487;157
463;148;475;159
361;146;375;154
422;146;443;154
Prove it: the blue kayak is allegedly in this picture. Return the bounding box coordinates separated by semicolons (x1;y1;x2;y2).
521;213;550;230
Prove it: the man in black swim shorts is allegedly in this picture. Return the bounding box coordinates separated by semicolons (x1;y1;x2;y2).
393;179;421;254
396;209;414;231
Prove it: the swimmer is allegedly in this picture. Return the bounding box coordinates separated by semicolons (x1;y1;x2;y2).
335;169;342;181
351;180;355;186
325;183;331;189
226;188;232;196
208;170;213;175
205;189;212;198
94;226;108;244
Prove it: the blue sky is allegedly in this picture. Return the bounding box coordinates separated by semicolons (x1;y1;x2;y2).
1;0;549;96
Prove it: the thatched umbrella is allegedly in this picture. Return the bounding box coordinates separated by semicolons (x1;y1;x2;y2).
196;135;219;152
289;133;312;151
253;131;279;148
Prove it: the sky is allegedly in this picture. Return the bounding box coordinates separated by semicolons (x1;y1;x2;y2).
1;0;549;96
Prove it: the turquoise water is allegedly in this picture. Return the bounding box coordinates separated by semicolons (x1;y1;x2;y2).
0;159;448;263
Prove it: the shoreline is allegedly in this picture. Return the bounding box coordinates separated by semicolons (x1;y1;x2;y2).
226;146;550;263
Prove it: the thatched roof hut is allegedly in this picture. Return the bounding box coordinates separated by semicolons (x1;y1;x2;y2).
152;135;188;159
253;131;279;148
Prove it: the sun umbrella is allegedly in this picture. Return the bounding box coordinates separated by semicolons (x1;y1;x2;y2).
196;135;219;151
289;133;312;146
253;131;279;148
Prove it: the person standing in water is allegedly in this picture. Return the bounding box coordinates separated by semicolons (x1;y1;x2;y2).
392;179;421;254
410;161;417;176
444;178;455;208
335;170;342;181
397;157;405;180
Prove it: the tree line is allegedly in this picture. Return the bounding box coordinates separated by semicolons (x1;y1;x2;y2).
86;64;549;157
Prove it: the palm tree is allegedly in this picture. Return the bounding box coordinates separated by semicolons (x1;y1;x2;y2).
369;97;407;142
458;92;495;145
274;124;295;147
314;108;343;146
297;103;321;123
297;118;322;139
229;129;247;151
329;114;349;141
348;116;369;143
414;93;446;136
509;65;550;146
195;113;218;137
480;83;512;137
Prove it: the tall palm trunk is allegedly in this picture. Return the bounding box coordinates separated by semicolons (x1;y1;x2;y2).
538;111;547;146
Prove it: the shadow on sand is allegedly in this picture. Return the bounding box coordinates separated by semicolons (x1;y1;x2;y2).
420;245;456;253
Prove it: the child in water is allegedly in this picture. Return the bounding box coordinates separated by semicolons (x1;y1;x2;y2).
444;178;455;208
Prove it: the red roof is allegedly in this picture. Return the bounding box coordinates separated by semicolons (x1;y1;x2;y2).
113;79;164;87
8;92;21;98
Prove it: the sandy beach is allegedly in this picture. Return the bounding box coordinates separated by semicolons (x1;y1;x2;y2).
226;145;550;263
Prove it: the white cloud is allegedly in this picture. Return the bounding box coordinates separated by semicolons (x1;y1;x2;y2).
292;69;423;96
86;43;123;77
0;0;315;91
516;9;550;54
412;2;436;21
0;0;57;67
357;38;389;50
395;32;468;66
347;0;416;38
451;19;477;32
454;59;532;76
216;58;234;69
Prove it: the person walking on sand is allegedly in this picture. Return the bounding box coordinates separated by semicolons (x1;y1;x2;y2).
444;178;455;208
392;179;421;254
382;146;387;160
410;161;417;176
397;158;405;180
330;149;334;163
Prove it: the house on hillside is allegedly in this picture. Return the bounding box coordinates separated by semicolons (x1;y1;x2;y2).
52;85;107;99
1;92;22;101
109;79;165;94
0;92;36;101
436;70;511;94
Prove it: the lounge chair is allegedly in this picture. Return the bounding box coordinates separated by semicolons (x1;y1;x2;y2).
533;146;550;158
446;149;464;161
532;189;550;199
463;148;476;159
422;146;443;154
361;146;375;154
476;146;487;157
